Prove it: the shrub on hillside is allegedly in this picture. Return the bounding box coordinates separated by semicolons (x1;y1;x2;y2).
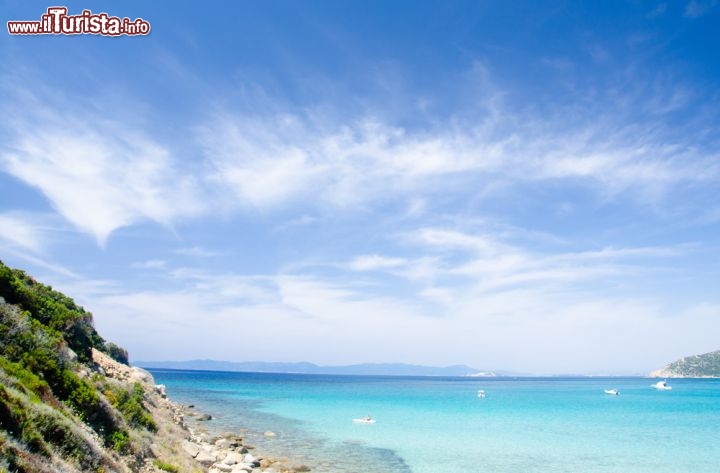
0;261;106;362
104;342;129;365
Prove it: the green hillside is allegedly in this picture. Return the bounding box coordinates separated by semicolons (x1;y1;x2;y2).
0;260;155;472
651;350;720;378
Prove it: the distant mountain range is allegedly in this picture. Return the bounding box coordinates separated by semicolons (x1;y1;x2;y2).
133;359;496;377
649;349;720;378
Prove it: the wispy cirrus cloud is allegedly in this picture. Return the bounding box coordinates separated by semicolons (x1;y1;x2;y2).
0;212;80;278
684;0;719;17
0;211;49;253
196;68;719;220
347;254;408;271
174;246;223;258
0;84;204;246
131;259;166;270
335;224;690;306
62;253;716;372
3;56;718;251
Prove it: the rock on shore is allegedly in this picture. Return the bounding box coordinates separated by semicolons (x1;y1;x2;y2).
93;349;312;473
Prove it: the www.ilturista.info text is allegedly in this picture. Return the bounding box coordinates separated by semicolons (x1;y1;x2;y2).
7;7;150;36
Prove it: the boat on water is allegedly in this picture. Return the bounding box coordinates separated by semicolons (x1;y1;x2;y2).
604;389;619;395
477;389;486;398
352;416;376;424
652;380;672;390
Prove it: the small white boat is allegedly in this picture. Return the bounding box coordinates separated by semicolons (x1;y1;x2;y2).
477;389;486;398
604;389;619;395
352;416;376;424
652;380;672;390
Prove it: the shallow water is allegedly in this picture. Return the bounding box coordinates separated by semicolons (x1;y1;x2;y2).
149;370;720;473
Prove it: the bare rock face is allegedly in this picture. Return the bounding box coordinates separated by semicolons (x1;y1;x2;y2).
648;368;673;378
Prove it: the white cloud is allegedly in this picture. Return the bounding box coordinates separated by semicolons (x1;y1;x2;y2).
647;3;667;18
684;0;718;17
72;263;714;373
348;254;407;271
195;83;718;221
4;60;718;250
1;87;204;246
414;228;503;254
198;113;325;209
174;246;222;258
0;251;80;279
409;227;685;294
197;112;511;210
275;215;317;231
0;212;47;253
131;259;166;270
169;268;278;304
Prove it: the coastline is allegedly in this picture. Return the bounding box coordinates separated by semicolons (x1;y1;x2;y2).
93;349;313;473
179;407;313;473
123;364;720;473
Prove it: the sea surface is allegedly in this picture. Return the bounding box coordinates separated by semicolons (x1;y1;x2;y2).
148;370;720;473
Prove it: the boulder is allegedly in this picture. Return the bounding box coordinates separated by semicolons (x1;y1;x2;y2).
65;347;78;362
264;430;276;437
231;464;254;472
195;450;217;466
131;367;153;383
215;438;231;449
242;454;256;464
212;464;234;472
221;452;241;465
181;440;201;458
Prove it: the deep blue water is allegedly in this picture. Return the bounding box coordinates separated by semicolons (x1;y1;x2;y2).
149;370;720;473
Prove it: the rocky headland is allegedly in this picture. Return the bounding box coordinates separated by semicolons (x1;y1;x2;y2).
0;260;313;473
92;348;312;473
649;349;720;378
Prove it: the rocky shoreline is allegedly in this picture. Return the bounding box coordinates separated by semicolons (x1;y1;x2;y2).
92;349;313;473
177;407;312;473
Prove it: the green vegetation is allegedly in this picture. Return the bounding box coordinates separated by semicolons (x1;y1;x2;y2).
0;262;105;362
154;459;180;472
104;382;157;432
0;357;51;402
0;295;118;439
105;341;129;365
0;260;158;472
662;350;720;377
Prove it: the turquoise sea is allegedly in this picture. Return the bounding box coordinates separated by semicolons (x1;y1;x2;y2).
149;370;720;473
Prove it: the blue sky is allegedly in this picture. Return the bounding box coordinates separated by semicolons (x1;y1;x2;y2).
1;1;719;374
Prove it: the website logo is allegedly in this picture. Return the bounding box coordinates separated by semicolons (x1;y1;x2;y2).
7;7;151;36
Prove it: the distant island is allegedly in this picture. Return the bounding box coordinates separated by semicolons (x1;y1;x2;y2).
649;349;720;378
134;359;494;377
